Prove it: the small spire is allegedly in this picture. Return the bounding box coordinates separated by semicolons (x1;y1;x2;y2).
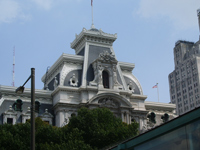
91;23;95;29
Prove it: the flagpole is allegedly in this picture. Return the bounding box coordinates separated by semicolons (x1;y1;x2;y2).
91;0;94;28
157;83;160;102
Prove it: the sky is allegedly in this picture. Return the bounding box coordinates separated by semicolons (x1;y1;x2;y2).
0;0;200;103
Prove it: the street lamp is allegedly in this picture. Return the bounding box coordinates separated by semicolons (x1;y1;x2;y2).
15;68;35;150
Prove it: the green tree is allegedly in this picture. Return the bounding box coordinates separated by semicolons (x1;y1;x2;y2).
0;109;138;150
0;123;30;150
67;107;139;149
34;117;93;150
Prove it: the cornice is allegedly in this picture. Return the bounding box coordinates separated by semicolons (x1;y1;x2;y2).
41;54;84;82
0;85;52;103
71;28;117;51
145;101;176;111
119;61;135;72
0;85;52;97
51;85;80;96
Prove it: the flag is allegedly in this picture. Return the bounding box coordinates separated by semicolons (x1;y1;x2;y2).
91;0;93;6
152;84;158;88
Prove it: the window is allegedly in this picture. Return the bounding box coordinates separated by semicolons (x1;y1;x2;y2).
102;70;109;88
7;118;13;124
14;99;23;112
44;121;49;124
35;101;41;113
71;113;76;117
3;105;17;124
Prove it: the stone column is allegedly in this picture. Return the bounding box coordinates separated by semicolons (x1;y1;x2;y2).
139;117;144;131
126;113;129;124
121;112;124;122
56;111;61;127
129;116;132;124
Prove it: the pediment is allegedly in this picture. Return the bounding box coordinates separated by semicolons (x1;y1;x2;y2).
88;92;132;108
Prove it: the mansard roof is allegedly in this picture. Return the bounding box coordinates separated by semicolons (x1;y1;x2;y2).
70;27;117;51
41;53;84;83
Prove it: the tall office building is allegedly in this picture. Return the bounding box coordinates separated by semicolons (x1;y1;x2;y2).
169;9;200;115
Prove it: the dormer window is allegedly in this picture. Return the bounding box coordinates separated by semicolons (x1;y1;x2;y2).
14;99;23;112
103;70;109;88
35;101;41;113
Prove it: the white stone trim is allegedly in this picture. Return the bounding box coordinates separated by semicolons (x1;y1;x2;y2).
22;107;31;123
123;73;143;95
119;61;135;72
0;97;4;106
3;105;17;124
41;54;84;84
71;27;117;51
40;109;53;125
81;42;89;87
60;62;82;86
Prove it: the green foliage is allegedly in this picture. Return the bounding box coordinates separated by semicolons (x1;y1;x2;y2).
68;107;139;149
0;108;139;149
0;123;30;150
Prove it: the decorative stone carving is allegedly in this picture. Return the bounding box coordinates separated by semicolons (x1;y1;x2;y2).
40;109;53;125
89;51;122;89
69;73;78;87
98;97;120;108
98;65;104;84
22;107;31;123
54;77;58;89
128;81;135;93
3;105;17;124
61;118;68;127
113;66;121;88
98;51;117;63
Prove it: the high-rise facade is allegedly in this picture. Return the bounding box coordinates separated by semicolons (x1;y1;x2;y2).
169;9;200;115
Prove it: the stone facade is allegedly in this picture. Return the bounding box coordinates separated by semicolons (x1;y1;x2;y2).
0;26;176;132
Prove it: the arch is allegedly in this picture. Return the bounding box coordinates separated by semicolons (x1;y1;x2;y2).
88;92;132;107
102;70;109;88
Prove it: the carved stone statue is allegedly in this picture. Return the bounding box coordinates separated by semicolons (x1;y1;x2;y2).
54;77;58;89
98;65;104;84
98;97;120;108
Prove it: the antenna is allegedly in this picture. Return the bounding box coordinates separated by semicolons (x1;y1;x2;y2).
12;46;15;87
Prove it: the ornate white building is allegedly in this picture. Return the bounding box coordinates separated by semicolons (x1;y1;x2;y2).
0;26;176;131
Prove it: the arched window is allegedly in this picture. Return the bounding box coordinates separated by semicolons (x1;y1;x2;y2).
103;70;109;88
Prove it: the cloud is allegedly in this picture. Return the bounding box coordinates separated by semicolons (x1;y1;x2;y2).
136;0;200;30
0;0;21;23
31;0;53;11
0;0;82;24
0;0;31;24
